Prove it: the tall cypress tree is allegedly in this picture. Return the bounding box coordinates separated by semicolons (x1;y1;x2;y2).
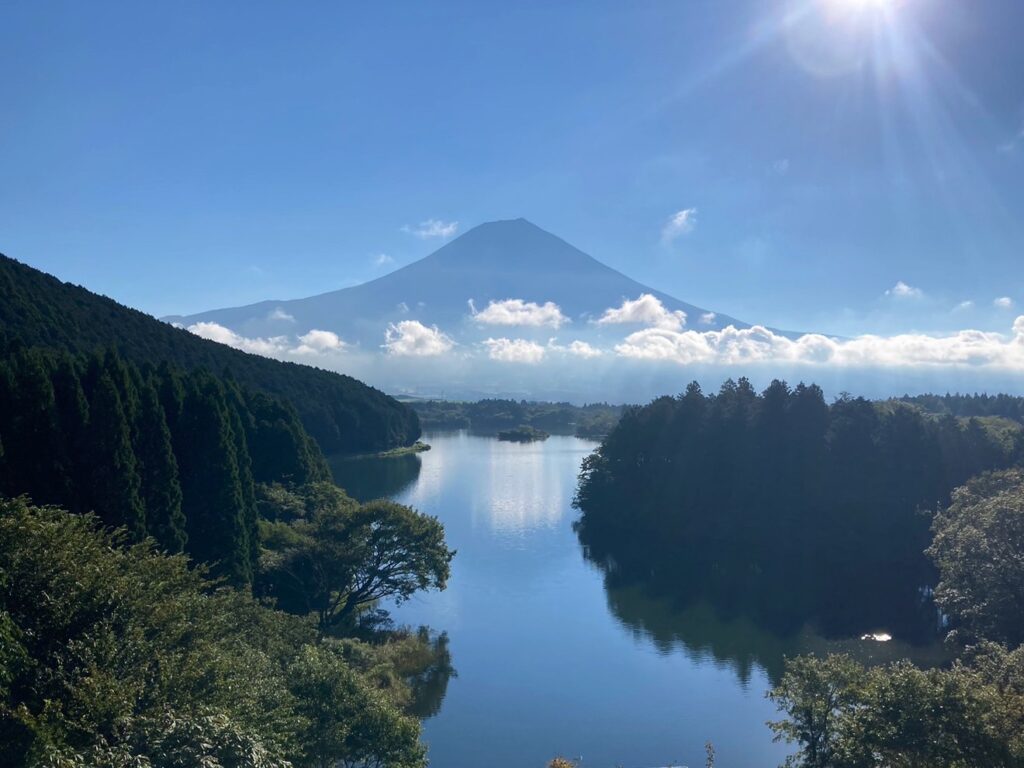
177;374;251;585
9;351;72;507
50;354;90;513
135;375;186;552
85;371;146;538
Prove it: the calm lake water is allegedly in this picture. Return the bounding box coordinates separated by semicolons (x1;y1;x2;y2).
331;432;943;768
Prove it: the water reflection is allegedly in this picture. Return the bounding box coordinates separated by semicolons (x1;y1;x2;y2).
337;431;949;767
583;538;950;686
606;584;949;686
328;451;422;502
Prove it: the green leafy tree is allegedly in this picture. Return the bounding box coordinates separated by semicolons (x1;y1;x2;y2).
259;484;454;632
928;468;1024;647
0;497;429;768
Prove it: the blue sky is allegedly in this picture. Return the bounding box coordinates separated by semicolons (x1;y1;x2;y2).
2;0;1023;336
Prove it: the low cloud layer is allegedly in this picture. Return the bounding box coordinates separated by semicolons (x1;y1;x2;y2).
188;322;301;357
616;317;1024;370
383;320;455;356
597;294;687;331
471;298;569;328
187;312;1024;375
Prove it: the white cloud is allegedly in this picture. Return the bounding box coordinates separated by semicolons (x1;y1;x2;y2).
187;322;291;356
482;337;546;364
374;253;394;267
565;340;603;359
188;322;349;358
885;281;923;299
700;312;717;325
771;158;790;175
954;300;975;312
384;320;454;357
403;219;459;239
397;301;410;314
661;208;697;244
614;318;1024;370
597;294;687;331
471;298;569;328
995;297;1014;309
294;329;347;355
266;309;294;323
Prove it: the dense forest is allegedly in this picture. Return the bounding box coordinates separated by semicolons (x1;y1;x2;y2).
0;344;328;585
411;398;623;438
0;254;420;453
897;392;1024;424
575;379;1024;765
576;379;1022;635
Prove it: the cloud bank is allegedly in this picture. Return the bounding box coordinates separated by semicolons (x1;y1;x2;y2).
472;298;569;328
615;317;1024;370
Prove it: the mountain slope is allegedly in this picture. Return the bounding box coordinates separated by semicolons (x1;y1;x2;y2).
165;218;751;347
0;254;419;453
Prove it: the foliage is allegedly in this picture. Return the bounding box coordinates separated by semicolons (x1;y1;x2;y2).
256;483;454;632
768;652;1024;767
928;469;1024;647
0;497;427;768
0;253;420;453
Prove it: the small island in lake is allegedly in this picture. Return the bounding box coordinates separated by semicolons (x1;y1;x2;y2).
497;425;550;443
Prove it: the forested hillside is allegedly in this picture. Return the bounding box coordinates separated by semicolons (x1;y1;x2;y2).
0;254;420;453
575;379;1024;636
0;345;329;585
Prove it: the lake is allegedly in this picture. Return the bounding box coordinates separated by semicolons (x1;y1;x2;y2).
330;431;944;768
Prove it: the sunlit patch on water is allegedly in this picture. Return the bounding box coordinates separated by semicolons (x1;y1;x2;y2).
860;632;893;642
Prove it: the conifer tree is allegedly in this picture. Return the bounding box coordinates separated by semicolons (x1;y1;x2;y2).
10;351;72;506
177;374;251;585
85;370;146;538
136;375;186;552
50;355;90;513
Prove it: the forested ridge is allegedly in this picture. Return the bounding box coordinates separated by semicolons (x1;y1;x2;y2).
0;253;420;453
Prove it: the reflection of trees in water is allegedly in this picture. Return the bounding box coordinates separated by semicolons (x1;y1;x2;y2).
328;453;422;502
405;629;457;719
583;541;948;686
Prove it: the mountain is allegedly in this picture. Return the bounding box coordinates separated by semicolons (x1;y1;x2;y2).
165;218;752;348
0;254;420;453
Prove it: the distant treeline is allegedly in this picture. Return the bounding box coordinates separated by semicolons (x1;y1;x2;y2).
0;345;329;585
0;254;420;453
575;379;1023;636
897;392;1024;424
412;398;624;438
